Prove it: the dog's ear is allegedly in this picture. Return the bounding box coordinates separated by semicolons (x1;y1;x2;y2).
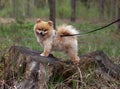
48;21;53;26
36;18;41;23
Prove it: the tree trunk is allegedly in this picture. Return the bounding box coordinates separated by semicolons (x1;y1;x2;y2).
117;0;120;31
2;46;120;89
48;0;56;29
71;0;76;22
98;0;104;18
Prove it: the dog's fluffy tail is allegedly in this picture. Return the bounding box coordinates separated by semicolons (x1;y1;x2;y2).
57;24;79;37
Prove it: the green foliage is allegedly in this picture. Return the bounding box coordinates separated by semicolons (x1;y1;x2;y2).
73;22;120;57
0;5;12;17
32;6;49;18
56;0;71;19
0;23;42;51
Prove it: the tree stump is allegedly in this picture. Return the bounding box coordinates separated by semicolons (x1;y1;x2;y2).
3;46;120;89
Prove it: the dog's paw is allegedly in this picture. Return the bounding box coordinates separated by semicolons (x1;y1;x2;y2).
40;53;49;56
40;53;45;56
73;57;80;64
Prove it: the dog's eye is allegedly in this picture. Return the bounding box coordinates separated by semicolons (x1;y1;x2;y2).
44;29;47;31
38;28;41;30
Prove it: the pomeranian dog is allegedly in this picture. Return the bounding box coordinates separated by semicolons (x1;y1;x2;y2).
34;19;80;64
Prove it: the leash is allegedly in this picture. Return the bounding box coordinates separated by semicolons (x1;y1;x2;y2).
60;18;120;37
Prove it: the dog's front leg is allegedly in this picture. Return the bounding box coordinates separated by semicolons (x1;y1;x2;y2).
40;43;52;57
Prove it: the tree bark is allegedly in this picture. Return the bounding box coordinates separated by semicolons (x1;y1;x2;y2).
117;0;120;31
48;0;56;29
71;0;76;22
3;46;120;89
98;0;104;18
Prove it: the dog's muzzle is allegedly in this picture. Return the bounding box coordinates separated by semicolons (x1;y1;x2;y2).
39;32;45;36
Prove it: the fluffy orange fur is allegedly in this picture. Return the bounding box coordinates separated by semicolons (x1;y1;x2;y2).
34;19;80;64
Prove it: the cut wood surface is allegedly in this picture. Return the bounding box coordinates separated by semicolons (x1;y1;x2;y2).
3;46;120;89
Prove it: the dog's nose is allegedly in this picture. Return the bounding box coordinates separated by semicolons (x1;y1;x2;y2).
39;32;44;36
40;32;43;35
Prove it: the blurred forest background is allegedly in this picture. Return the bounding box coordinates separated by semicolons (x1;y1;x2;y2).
0;0;120;89
0;0;120;24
